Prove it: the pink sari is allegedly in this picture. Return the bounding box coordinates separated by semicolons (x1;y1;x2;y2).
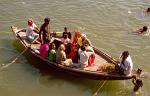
39;44;49;58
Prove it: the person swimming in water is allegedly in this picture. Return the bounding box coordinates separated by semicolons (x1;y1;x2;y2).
132;77;143;93
145;7;150;13
135;26;149;34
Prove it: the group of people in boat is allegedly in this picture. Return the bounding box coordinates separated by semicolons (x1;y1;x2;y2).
21;7;150;92
25;17;96;69
24;17;134;76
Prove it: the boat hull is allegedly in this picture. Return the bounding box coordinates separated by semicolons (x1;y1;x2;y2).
11;26;134;80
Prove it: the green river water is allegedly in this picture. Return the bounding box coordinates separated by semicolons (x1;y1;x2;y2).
0;0;150;96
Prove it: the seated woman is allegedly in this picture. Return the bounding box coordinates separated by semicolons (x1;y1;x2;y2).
39;39;50;59
56;44;73;66
72;31;82;47
67;43;80;63
116;51;133;76
48;43;56;62
82;33;92;46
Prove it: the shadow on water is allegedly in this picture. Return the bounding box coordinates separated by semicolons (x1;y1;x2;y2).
12;40;137;96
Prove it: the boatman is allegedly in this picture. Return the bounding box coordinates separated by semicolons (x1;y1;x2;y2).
26;18;39;43
116;51;133;76
39;17;51;44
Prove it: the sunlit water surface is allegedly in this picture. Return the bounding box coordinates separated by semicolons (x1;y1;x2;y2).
0;0;150;96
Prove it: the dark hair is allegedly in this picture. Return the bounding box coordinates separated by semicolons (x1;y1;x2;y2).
136;68;142;75
63;34;68;39
143;26;148;31
44;39;50;44
64;27;67;30
81;46;86;51
44;17;50;22
122;51;129;57
147;8;150;12
136;79;143;87
121;51;129;65
49;43;55;49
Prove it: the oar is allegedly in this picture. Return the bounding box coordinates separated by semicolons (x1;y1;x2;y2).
0;37;39;70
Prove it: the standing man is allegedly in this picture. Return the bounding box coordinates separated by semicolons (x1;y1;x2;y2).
39;17;51;44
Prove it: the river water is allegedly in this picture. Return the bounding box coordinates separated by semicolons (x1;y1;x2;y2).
0;0;150;96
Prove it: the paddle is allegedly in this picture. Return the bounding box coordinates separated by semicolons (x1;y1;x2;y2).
0;37;39;70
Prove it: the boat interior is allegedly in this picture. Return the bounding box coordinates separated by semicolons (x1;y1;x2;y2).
11;26;116;73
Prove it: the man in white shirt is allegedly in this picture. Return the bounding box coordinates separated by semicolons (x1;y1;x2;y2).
26;18;39;42
118;51;133;76
78;45;94;67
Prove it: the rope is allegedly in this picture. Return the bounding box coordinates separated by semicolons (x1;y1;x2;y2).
92;79;108;96
0;48;28;70
0;36;38;70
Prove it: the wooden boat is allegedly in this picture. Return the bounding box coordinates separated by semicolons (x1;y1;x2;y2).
10;26;135;80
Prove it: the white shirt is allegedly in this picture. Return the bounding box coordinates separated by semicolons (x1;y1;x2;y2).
120;55;133;75
26;23;37;37
61;37;70;45
78;49;94;66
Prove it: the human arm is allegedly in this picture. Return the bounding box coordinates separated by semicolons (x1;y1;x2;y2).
32;23;40;33
85;51;94;57
132;78;136;85
87;38;93;46
62;51;67;61
33;27;40;33
86;46;94;52
39;26;43;40
135;28;144;34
